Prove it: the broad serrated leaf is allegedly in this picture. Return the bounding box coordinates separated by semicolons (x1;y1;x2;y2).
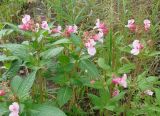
16;70;37;100
155;88;160;105
138;76;158;90
0;29;13;39
0;44;30;60
52;39;70;45
70;34;81;46
41;47;64;59
31;104;66;116
0;55;17;61
0;103;8;116
79;59;99;79
57;87;72;107
2;60;22;80
97;58;110;70
11;76;23;94
88;94;101;109
118;63;135;74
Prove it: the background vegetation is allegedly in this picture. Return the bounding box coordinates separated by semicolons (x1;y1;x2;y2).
0;0;159;116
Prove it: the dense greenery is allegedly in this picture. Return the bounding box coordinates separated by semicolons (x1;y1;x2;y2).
0;0;159;116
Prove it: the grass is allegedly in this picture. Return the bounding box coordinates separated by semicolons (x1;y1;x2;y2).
0;0;159;115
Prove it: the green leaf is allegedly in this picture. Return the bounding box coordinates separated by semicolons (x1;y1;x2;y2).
104;105;116;111
0;29;13;39
79;59;99;79
2;60;22;80
88;94;101;109
145;105;160;113
51;75;68;85
15;70;37;101
52;39;70;45
11;76;23;94
0;55;17;61
148;51;160;57
138;76;158;90
0;103;8;116
146;76;158;82
81;78;103;89
118;63;135;74
119;46;131;53
41;47;64;59
97;58;110;70
31;104;66;116
58;55;70;64
0;44;30;60
99;88;110;103
110;92;126;103
57;87;72;107
70;34;81;46
155;88;160;105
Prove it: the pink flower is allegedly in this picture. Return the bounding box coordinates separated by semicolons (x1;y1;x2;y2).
18;23;31;31
131;40;143;55
144;19;151;31
0;90;5;96
92;32;104;42
22;15;30;24
94;19;108;35
85;39;96;56
9;112;19;116
52;26;62;34
112;89;120;97
144;90;153;96
41;21;49;30
18;15;31;31
87;47;96;56
112;74;127;88
85;39;96;47
125;19;136;32
64;25;78;37
9;102;19;116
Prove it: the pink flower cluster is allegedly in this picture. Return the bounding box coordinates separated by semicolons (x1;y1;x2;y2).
18;15;110;56
144;19;151;31
18;14;78;37
85;19;108;56
94;19;108;35
130;40;143;55
64;25;78;37
125;19;136;32
85;39;96;56
51;25;62;34
112;74;127;88
9;102;19;116
125;19;151;32
41;21;49;30
18;15;32;31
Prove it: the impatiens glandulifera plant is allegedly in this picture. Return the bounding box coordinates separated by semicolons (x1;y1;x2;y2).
0;13;159;116
0;15;109;115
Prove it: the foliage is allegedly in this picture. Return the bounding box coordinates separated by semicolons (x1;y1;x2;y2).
0;0;160;116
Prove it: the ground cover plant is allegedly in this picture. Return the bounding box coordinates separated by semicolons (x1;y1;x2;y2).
0;0;160;116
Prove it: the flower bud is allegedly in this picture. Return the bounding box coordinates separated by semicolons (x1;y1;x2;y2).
0;90;5;96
